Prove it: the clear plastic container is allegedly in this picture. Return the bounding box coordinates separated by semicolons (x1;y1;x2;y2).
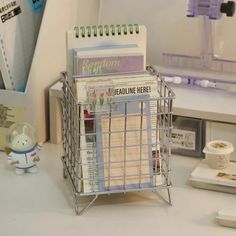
171;116;205;157
6;122;38;152
203;140;234;169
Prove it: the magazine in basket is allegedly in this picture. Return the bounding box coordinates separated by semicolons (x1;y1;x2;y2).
96;95;153;191
76;73;163;193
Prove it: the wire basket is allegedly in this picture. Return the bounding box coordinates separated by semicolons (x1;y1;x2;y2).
61;66;175;215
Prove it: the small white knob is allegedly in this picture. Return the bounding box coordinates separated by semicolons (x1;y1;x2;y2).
173;76;182;84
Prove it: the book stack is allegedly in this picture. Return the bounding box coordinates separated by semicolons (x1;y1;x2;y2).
189;159;236;194
66;24;162;193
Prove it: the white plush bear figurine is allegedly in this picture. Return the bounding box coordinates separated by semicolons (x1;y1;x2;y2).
6;122;42;174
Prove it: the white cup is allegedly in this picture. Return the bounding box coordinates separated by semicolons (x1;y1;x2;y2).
203;140;234;169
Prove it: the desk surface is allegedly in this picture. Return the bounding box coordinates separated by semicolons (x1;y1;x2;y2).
0;143;235;236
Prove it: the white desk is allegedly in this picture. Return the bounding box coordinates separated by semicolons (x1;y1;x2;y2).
0;143;235;236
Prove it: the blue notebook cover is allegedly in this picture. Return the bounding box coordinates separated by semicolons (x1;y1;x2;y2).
95;94;153;191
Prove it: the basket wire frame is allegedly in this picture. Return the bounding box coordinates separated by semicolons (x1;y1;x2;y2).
61;67;175;215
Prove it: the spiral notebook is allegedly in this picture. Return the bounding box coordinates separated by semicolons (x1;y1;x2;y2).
0;0;46;91
66;24;147;80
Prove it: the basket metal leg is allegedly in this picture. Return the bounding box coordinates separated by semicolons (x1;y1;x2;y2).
74;194;98;215
152;188;172;205
167;188;172;205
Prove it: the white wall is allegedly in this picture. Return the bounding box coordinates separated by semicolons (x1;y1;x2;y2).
99;0;236;65
99;0;202;65
27;0;100;141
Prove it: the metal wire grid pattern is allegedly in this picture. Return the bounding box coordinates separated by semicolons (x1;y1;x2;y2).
61;68;175;214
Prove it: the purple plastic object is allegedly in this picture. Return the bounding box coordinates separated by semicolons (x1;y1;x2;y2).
187;0;235;19
161;0;236;75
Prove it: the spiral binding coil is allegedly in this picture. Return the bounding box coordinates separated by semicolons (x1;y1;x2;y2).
74;24;140;38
